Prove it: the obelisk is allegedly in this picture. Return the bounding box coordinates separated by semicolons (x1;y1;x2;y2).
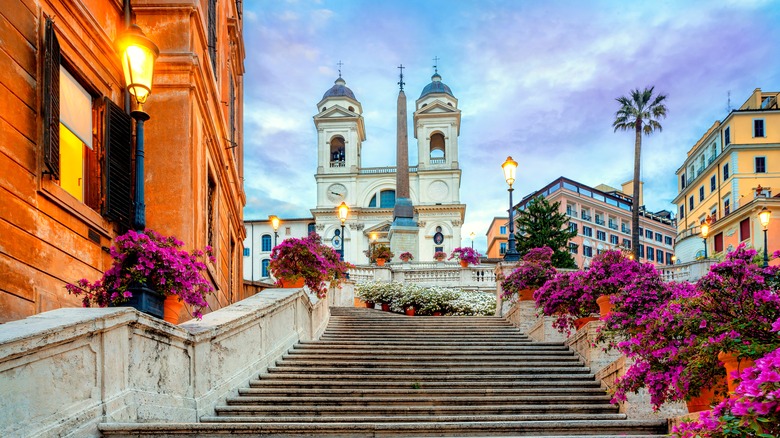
389;65;419;259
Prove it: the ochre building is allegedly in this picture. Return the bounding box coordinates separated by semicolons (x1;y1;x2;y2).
0;0;246;322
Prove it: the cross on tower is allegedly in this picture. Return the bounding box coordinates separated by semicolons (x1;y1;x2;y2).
337;60;343;78
398;64;405;91
433;56;439;74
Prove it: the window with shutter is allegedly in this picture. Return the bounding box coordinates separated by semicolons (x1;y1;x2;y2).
229;70;236;149
740;218;750;241
43;18;60;179
208;0;217;80
104;98;134;228
714;232;724;253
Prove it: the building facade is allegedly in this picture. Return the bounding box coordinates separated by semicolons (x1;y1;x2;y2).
485;217;509;259
0;0;246;323
673;88;780;263
517;177;677;268
244;218;315;282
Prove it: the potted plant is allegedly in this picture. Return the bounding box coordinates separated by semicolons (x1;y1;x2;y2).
66;229;214;323
449;247;481;268
394;284;425;316
433;251;447;262
268;233;352;298
501;246;556;301
373;245;393;266
399;251;414;263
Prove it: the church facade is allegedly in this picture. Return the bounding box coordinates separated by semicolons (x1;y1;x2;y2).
244;70;465;279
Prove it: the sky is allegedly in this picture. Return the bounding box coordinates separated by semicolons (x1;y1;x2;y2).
241;0;780;252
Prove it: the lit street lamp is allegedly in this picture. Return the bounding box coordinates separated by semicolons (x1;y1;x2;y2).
337;202;349;260
117;24;159;231
269;215;280;246
759;207;771;267
700;216;711;259
671;255;677;264
501;156;520;261
370;232;377;263
469;231;476;249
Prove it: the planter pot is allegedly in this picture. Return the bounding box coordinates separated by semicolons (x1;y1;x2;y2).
719;351;755;394
686;376;726;413
163;295;185;324
573;316;599;331
518;288;535;301
279;277;306;288
405;307;416;316
365;301;375;309
118;284;165;319
381;303;391;312
432;311;443;316
460;260;468;268
376;258;386;266
596;295;613;319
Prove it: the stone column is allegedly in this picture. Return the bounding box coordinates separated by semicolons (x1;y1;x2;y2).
390;83;418;258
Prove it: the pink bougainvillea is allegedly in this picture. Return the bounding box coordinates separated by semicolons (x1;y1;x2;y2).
268;233;352;298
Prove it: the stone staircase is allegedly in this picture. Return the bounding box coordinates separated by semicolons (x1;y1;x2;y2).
100;307;667;437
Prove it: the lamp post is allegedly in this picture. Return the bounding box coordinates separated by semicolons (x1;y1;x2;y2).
469;231;476;249
700;216;710;259
671;255;677;264
501;156;520;261
117;24;159;231
269;215;280;247
370;232;377;263
337;202;349;260
759;206;771;268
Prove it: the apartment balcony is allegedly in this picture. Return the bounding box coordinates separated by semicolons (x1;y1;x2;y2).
581;213;592;221
567;210;578;218
621;225;630;234
608;223;618;231
595;219;605;226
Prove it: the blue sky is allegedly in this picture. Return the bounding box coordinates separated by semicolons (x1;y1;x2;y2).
242;0;780;252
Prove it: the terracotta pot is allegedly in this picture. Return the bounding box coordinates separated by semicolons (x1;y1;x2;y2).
596;295;613;319
719;351;755;394
376;258;386;266
280;277;305;288
381;303;391;312
573;316;599;331
353;297;366;307
460;260;468;268
432;311;443;316
405;307;416;316
518;288;535;301
365;301;375;309
686;376;726;413
163;295;185;324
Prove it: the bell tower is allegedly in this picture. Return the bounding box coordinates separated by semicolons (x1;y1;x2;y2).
413;65;461;171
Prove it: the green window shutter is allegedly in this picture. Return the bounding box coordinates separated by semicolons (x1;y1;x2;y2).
103;97;134;228
42;18;60;179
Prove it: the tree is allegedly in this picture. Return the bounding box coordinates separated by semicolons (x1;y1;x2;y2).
613;86;668;260
514;195;577;269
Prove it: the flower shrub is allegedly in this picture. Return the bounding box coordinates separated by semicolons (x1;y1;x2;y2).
447;291;495;316
354;282;494;316
534;270;597;333
449;247;481;265
433;251;447;261
672;345;780;437
268;233;352;298
373;245;394;261
399;251;414;262
501;246;556;299
66;229;214;319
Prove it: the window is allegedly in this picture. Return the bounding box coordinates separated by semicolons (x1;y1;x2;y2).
368;190;396;208
41;19;134;226
699;186;704;201
639;244;645;259
638;227;644;236
681;174;687;189
754;119;766;138
308;222;316;235
499;242;507;255
656;249;664;263
595;214;604;225
569;222;578;233
207;176;217;248
330;136;346;164
208;0;217;79
261;234;272;252
679;204;685;219
665;236;673;245
610;235;619;245
596;230;606;241
666;252;674;265
608;218;618;230
646;246;654;261
645;229;653;239
689;195;694;210
569;243;578;254
261;259;270;277
724;127;730;146
622;238;631;248
755;156;767;173
243;248;250;257
723;163;729;180
583;226;592;237
285;227;291;236
429;132;445;161
499;226;507;234
724;198;730;215
710;175;716;192
583;245;593;257
714;232;724;253
655;232;663;243
229;71;236;153
740;218;750;241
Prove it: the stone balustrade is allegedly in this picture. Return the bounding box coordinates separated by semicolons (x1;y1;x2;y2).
348;262;498;292
0;283;353;438
659;259;717;283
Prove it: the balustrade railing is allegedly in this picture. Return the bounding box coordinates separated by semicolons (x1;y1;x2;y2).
348;262;498;291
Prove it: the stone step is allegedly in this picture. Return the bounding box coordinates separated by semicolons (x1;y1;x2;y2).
213;403;620;416
265;365;592;375
257;372;596;381
224;395;614;406
274;360;585;368
306;339;538;346
282;353;580;361
322;330;526;336
237;387;607;396
100;420;669;437
248;379;603;389
294;342;569;351
202;413;629;423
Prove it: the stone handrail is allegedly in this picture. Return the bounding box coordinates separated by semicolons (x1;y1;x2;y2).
348;262;497;292
0;284;353;437
659;259;717;283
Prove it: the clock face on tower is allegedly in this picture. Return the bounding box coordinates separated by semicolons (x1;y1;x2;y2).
327;183;347;204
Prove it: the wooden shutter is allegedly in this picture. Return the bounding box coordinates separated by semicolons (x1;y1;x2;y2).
714;233;724;253
740;218;751;241
208;0;217;79
103;97;134;228
42;18;60;179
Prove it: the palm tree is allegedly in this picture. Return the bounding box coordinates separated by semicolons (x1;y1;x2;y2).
613;86;668;261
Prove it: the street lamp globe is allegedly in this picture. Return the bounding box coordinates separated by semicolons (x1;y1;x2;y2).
701;222;709;239
502;156;518;187
759;206;771;229
338;201;349;224
117;24;159;108
270;215;280;232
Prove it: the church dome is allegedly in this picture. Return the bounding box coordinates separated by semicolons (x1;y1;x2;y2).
322;77;356;100
420;73;453;98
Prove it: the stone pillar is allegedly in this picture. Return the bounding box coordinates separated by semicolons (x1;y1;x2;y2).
390;84;418;257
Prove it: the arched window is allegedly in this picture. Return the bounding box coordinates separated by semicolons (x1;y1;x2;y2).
430;133;445;162
261;259;270;277
308;222;316;235
369;190;396;208
261;234;272;252
330;136;345;166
